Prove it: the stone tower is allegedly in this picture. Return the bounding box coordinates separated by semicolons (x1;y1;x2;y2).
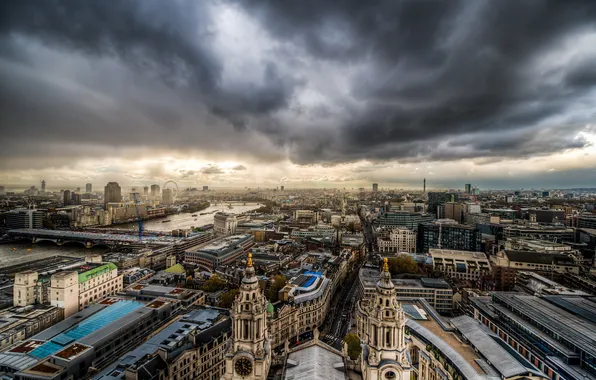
356;258;411;380
222;253;271;380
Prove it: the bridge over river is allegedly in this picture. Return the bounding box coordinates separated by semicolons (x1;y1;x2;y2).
6;229;177;249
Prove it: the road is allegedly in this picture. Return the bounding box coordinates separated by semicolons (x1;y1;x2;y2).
317;209;376;350
321;258;365;350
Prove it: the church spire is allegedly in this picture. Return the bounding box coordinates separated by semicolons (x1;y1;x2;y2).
243;252;256;284
378;257;394;289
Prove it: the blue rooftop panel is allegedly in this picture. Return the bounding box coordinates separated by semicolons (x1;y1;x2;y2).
29;300;143;359
52;335;75;346
304;271;323;277
303;276;316;288
29;341;63;359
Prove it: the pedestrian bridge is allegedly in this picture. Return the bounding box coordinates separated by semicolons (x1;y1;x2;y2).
7;228;175;248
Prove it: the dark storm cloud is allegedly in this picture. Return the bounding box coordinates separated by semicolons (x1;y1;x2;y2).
239;0;596;163
0;0;595;169
0;0;297;156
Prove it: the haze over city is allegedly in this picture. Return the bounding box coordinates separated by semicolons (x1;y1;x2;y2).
1;0;596;189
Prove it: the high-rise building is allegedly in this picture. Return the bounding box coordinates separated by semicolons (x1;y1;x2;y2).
150;184;160;197
162;188;174;205
143;186;149;195
444;202;465;224
41;180;46;192
0;185;4;196
203;185;209;191
71;193;82;205
6;209;44;229
86;183;92;193
427;191;458;216
374;211;434;229
372;183;379;192
280;185;284;191
63;190;71;206
417;220;482;253
423;178;426;194
104;182;122;206
465;183;472;194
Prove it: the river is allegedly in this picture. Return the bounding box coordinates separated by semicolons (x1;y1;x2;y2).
0;203;261;269
116;203;262;232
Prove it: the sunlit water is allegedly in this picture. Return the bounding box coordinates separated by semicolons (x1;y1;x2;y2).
116;203;261;232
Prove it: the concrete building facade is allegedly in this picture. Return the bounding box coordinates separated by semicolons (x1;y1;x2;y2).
377;227;417;253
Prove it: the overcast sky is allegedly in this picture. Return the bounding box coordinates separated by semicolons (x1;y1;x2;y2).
1;0;595;190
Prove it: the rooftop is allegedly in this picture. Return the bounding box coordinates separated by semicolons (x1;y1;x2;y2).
502;250;575;265
359;268;450;289
285;344;344;380
492;293;596;359
429;249;488;261
54;343;90;360
77;262;118;283
407;319;487;376
29;300;143;359
97;308;229;379
451;316;545;378
186;234;253;255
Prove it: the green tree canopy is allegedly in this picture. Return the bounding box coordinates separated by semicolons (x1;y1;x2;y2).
218;289;239;309
200;275;227;292
266;275;287;302
388;255;419;275
343;333;362;360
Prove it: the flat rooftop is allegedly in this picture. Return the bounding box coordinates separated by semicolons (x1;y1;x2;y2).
359;268;449;289
407;318;486;375
185;234;252;255
493;293;596;358
97;308;230;379
429;249;488;261
29;300;144;359
451;316;545;378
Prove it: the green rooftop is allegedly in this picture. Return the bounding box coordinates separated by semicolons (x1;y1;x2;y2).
78;263;118;283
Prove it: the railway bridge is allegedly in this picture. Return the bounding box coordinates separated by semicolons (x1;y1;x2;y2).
6;229;174;249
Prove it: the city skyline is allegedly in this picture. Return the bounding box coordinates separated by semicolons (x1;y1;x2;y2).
1;1;596;189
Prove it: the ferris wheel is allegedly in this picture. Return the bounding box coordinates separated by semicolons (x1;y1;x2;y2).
163;180;179;203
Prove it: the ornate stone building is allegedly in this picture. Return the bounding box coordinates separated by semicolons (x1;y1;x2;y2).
222;253;271;380
356;258;412;380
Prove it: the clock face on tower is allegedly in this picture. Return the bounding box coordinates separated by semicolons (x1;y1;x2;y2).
235;357;253;376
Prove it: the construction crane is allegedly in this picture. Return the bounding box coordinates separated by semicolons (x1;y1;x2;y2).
132;193;144;241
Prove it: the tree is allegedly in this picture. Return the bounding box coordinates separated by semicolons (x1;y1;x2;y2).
388;255;418;275
200;275;227;292
266;275;287;302
219;289;239;309
343;333;362;360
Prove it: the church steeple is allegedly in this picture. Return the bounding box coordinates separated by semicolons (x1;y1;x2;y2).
356;257;411;380
222;253;271;380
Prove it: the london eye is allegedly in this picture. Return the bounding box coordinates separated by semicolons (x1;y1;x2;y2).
163;180;179;203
